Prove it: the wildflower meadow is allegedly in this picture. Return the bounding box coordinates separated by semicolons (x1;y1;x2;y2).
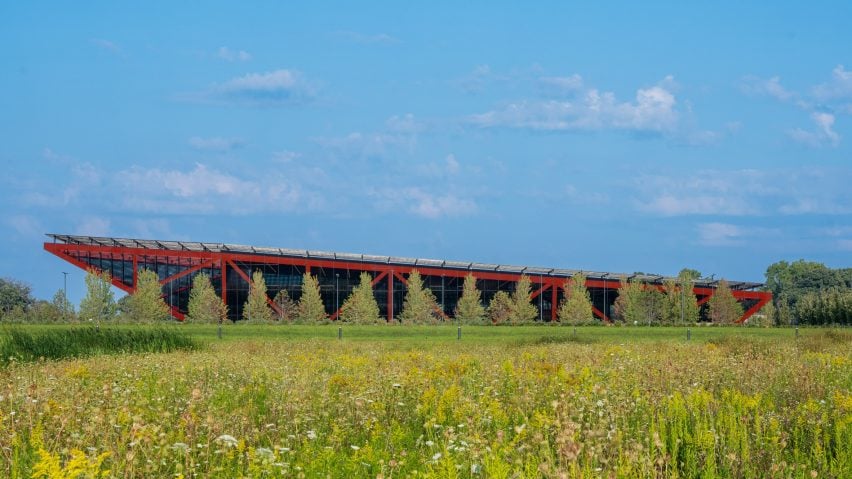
0;325;850;478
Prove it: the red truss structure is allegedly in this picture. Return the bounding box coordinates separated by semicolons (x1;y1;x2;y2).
44;234;772;323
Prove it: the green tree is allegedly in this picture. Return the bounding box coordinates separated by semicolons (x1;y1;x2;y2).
707;279;744;324
51;289;75;322
297;272;327;323
399;270;440;324
662;272;700;325
613;277;643;324
487;291;513;325
765;260;846;324
29;299;63;323
126;269;170;322
79;269;116;322
243;270;274;323
273;289;298;322
187;273;228;324
455;273;485;324
510;275;538;324
0;277;33;315
558;273;593;325
340;272;381;324
613;277;664;325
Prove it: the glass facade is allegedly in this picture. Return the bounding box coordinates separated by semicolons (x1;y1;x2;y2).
46;234;771;323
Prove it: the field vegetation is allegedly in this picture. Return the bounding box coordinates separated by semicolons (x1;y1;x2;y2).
0;325;849;478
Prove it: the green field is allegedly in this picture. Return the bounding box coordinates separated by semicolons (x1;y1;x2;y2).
1;325;850;478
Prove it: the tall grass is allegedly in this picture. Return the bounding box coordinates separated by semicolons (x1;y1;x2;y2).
0;326;198;364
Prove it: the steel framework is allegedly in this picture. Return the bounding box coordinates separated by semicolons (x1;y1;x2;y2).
44;234;772;323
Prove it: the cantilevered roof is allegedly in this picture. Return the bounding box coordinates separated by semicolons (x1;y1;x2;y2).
45;233;764;290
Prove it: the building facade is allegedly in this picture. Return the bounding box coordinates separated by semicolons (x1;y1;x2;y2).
44;234;772;323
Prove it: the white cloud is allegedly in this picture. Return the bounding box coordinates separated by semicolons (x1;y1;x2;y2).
445;154;460;174
740;75;794;101
313;131;415;157
272;150;301;163
641;195;755;216
469;79;679;133
335;31;397;44
370;187;476;219
697;222;744;246
115;163;322;214
837;239;852;251
812;65;852;101
788;112;840;147
90;38;121;54
385;113;424;133
635;167;852;218
217;47;252;62
75;216;111;236
188;136;245;151
7;215;43;238
192;69;316;106
456;65;492;94
696;222;778;247
537;75;584;96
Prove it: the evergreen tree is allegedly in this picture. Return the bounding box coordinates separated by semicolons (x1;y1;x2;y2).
707;279;744;324
487;291;513;324
455;273;485;324
399;270;440;324
79;269;116;322
297;272;327;323
127;269;170;322
510;275;538;324
273;289;298;322
243;270;274;323
340;272;381;324
187;273;228;324
558;272;593;325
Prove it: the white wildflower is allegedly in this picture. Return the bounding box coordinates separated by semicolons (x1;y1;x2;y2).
215;434;238;447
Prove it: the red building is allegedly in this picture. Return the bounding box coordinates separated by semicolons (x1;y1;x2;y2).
44;234;771;323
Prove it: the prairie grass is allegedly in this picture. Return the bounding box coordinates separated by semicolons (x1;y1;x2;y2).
0;326;848;477
0;326;198;364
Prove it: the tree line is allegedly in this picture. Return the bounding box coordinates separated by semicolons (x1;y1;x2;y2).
763;260;852;326
1;266;748;325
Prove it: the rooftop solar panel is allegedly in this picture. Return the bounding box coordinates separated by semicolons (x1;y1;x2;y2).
45;233;763;289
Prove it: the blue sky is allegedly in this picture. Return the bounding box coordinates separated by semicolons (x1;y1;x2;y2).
2;1;851;302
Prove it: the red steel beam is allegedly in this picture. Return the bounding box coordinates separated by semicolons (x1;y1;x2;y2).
387;270;394;322
45;242;772;322
159;259;217;286
737;295;772;324
551;281;558;322
226;259;284;317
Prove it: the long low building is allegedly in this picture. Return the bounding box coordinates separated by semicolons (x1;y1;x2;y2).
44;234;771;323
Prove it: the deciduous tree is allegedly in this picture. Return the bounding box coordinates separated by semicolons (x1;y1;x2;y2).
79;269;116;322
340;272;381;324
455;273;485;324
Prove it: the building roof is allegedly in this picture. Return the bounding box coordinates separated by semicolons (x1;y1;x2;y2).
46;233;764;290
